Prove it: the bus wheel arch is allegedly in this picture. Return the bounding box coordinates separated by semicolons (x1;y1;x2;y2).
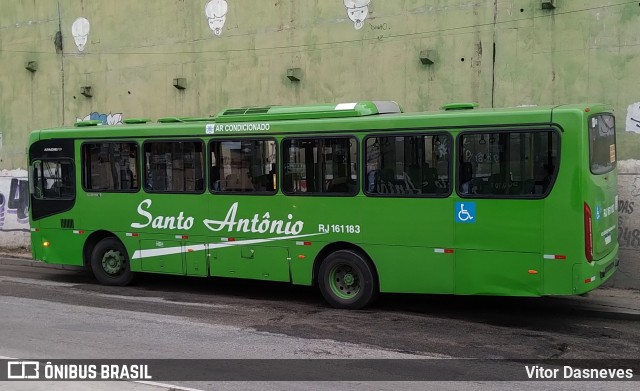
83;230;116;268
85;232;135;286
314;242;379;309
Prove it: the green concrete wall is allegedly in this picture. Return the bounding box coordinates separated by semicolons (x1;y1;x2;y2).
1;0;639;167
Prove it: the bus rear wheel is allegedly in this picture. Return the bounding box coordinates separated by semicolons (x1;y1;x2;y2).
90;237;134;286
318;250;378;309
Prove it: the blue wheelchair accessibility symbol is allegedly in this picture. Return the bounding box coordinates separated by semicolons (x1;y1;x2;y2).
455;202;476;223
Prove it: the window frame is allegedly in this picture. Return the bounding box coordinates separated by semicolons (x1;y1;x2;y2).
362;131;453;198
208;137;278;196
80;141;141;193
142;138;206;195
281;135;360;197
456;127;562;200
31;158;76;201
588;113;617;176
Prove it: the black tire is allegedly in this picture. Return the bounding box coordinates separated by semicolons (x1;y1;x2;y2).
90;237;135;286
318;250;378;309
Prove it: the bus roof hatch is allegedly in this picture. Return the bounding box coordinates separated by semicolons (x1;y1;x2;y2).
74;120;102;127
441;102;479;111
215;101;402;123
157;116;213;123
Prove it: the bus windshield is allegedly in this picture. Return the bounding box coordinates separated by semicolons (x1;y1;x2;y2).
588;114;616;175
32;159;75;200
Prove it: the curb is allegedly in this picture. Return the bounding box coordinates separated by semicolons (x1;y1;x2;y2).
0;256;85;271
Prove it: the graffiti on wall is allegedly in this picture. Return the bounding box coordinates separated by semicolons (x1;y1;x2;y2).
0;170;29;232
76;112;123;125
627;102;640;133
72;17;90;52
205;0;228;36
618;166;640;250
344;0;371;30
617;102;640;251
619;197;639;249
202;1;373;34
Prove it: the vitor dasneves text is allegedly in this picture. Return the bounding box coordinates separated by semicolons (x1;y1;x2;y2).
525;365;633;379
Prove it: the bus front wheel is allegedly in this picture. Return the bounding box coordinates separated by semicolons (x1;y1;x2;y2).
90;237;135;286
318;250;378;309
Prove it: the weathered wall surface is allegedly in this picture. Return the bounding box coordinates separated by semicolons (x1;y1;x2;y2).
614;160;640;289
0;170;30;248
0;0;638;287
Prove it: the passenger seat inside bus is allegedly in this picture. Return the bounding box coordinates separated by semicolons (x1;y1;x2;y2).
327;177;349;193
422;167;439;194
366;170;379;193
489;173;506;195
224;170;254;192
460;162;474;194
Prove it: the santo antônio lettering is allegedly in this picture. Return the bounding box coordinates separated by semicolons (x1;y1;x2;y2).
130;199;304;236
131;199;195;230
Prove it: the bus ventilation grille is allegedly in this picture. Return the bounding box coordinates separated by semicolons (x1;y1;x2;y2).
221;107;271;116
60;219;74;229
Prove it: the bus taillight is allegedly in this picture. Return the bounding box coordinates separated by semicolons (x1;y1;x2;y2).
584;202;593;263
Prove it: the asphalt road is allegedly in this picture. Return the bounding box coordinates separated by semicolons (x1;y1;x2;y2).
0;261;638;390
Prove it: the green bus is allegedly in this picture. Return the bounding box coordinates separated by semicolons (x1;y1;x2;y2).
28;101;619;309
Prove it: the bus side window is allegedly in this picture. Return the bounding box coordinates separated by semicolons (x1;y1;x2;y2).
210;139;277;195
365;133;451;197
282;137;358;196
83;142;139;192
458;131;558;198
143;140;204;193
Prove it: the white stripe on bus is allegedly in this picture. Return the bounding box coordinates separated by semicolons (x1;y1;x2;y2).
132;232;326;260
